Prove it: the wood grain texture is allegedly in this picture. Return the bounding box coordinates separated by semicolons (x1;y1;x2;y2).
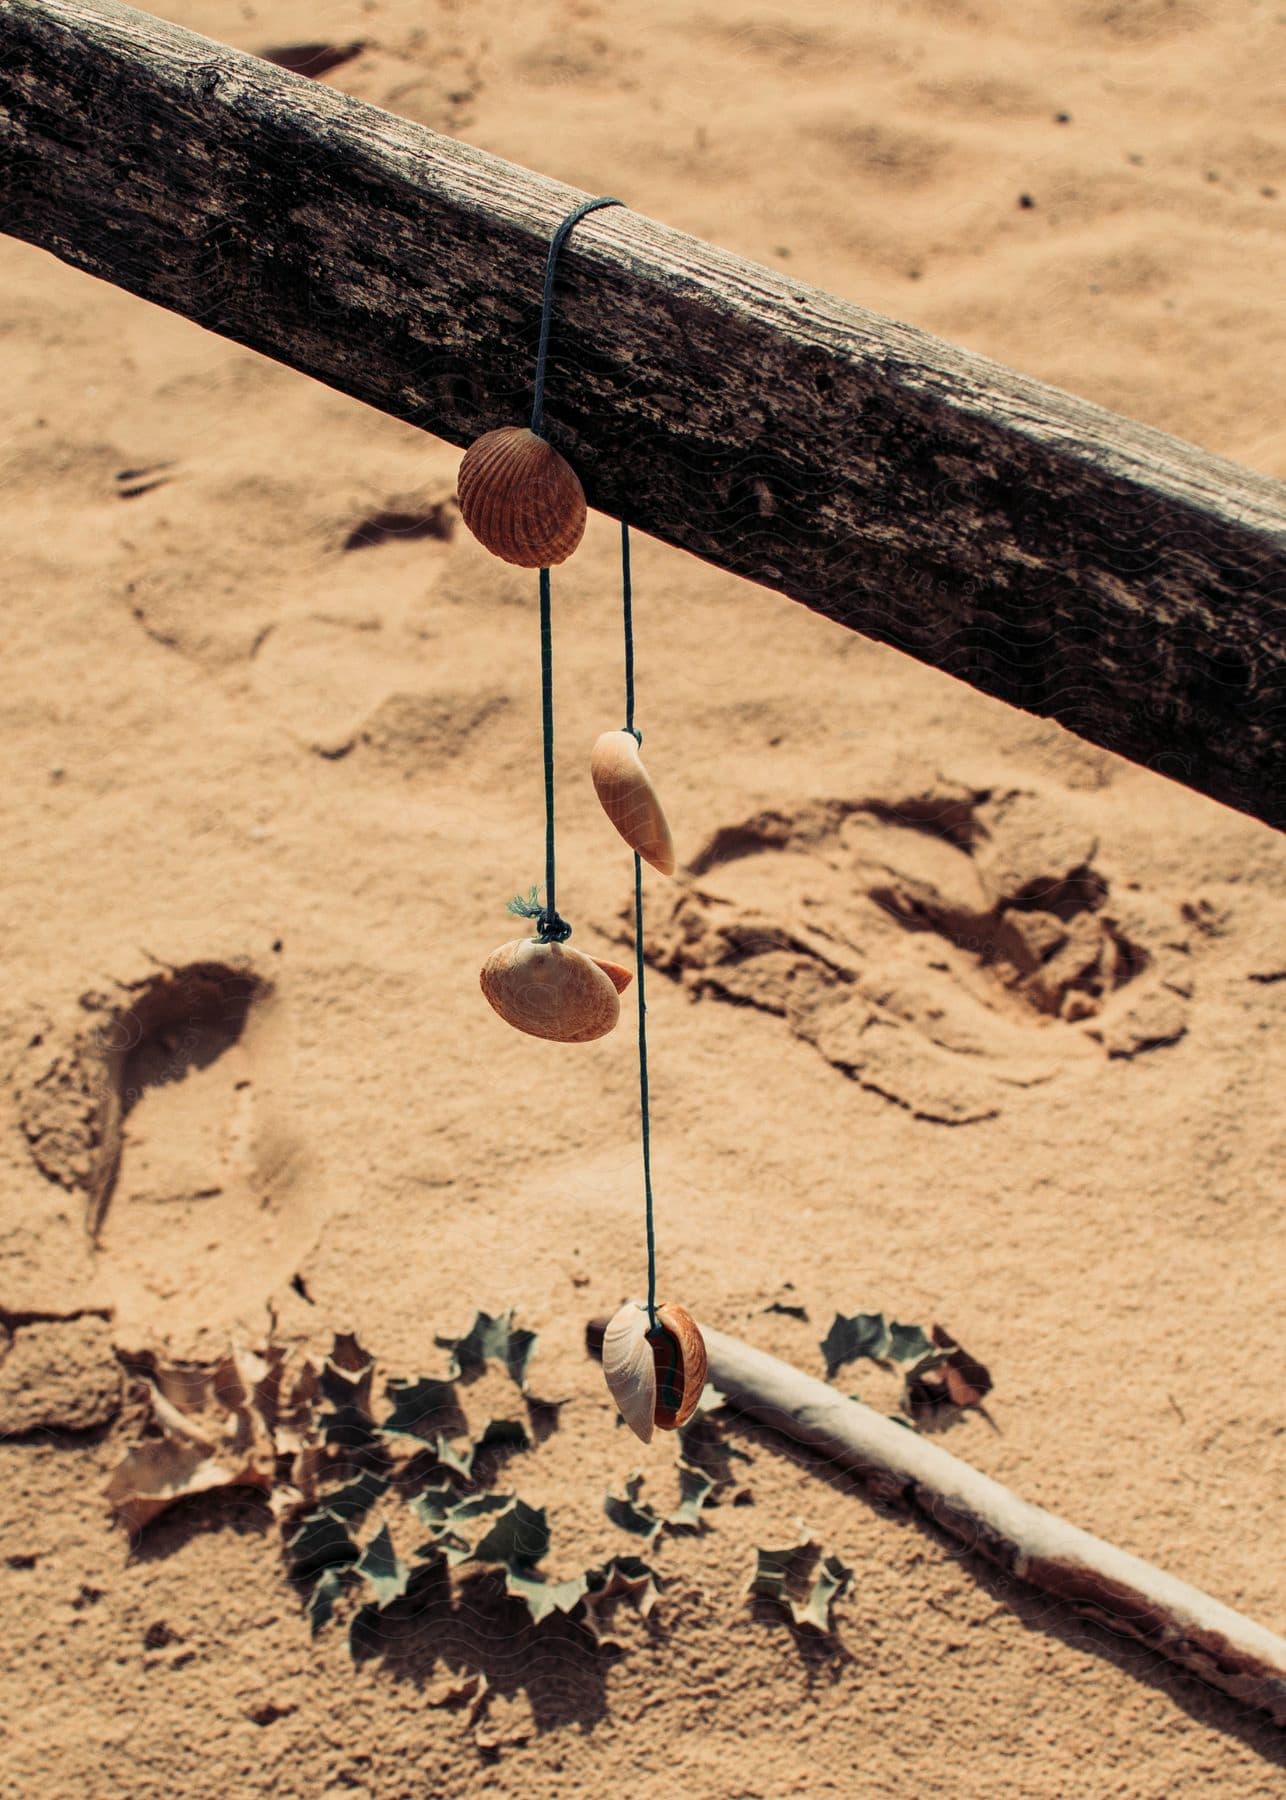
2;0;1284;827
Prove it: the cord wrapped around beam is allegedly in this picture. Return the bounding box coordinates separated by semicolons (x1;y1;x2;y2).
2;0;1284;828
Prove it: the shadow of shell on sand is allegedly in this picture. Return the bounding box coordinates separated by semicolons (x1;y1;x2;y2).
12;960;321;1358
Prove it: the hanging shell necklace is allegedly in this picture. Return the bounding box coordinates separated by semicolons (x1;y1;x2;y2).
458;196;707;1442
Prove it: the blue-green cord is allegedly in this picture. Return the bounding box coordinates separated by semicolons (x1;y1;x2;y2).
535;566;569;941
531;196;622;442
528;200;660;1337
622;515;637;741
636;848;657;1331
620;519;658;1333
529;194;622;944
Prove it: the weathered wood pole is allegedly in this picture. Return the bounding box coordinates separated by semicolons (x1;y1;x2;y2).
587;1316;1286;1727
2;0;1284;827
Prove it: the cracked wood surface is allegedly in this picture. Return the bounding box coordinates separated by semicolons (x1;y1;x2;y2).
2;0;1284;827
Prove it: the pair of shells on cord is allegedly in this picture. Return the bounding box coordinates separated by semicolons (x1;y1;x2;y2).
457;426;587;568
591;730;676;876
479;937;632;1043
602;1300;708;1443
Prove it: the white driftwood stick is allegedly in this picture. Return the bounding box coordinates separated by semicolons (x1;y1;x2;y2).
589;1317;1286;1724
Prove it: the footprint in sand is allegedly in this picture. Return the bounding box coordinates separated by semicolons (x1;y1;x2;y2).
250;489;513;768
632;782;1191;1125
15;963;319;1357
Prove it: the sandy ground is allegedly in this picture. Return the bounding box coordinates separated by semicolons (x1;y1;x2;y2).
2;0;1285;1795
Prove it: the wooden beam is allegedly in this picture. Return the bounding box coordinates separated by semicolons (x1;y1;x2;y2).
2;0;1284;829
586;1317;1286;1727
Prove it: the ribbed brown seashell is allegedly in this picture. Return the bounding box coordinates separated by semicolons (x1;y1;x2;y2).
602;1299;708;1443
457;426;587;567
590;730;676;876
479;937;628;1042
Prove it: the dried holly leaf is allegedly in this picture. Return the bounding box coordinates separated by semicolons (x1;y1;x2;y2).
447;1497;599;1627
435;1311;538;1392
580;1555;664;1641
348;1604;386;1661
751;1538;816;1602
318;1339;375;1414
285;1509;360;1584
414;1490;554;1575
328;1331;375;1375
601;1553;662;1612
433;1435;474;1478
907;1325;993;1412
316;1402;378;1452
821;1311;890;1379
412;1487;513;1564
413;1486;511;1532
269;1483;308;1525
469;1498;550;1570
458;1544;662;1636
322;1468;388;1523
674;1383;750;1494
934;1324;992;1405
668;1464;716;1531
604;1471;662;1542
103;1361;279;1534
210;1345;276;1417
474;1416;531;1460
147;1362;217;1422
410;1483;460;1532
434;1416;532;1481
146;1382;221;1448
501;1567;591;1625
306;1565;346;1635
311;1339;378;1453
378;1376;458;1442
886;1321;935;1364
422;1531;472;1567
750;1537;850;1633
354;1522;410;1607
798;1553;852;1632
104;1433;275;1534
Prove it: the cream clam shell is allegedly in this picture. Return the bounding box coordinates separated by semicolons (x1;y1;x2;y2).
479;937;627;1043
457;426;587;568
590;730;676;876
602;1299;708;1444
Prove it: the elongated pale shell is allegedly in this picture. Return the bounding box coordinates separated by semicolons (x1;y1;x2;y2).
593;956;634;995
457;426;587;567
479;938;628;1043
590;730;676;876
602;1299;708;1444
